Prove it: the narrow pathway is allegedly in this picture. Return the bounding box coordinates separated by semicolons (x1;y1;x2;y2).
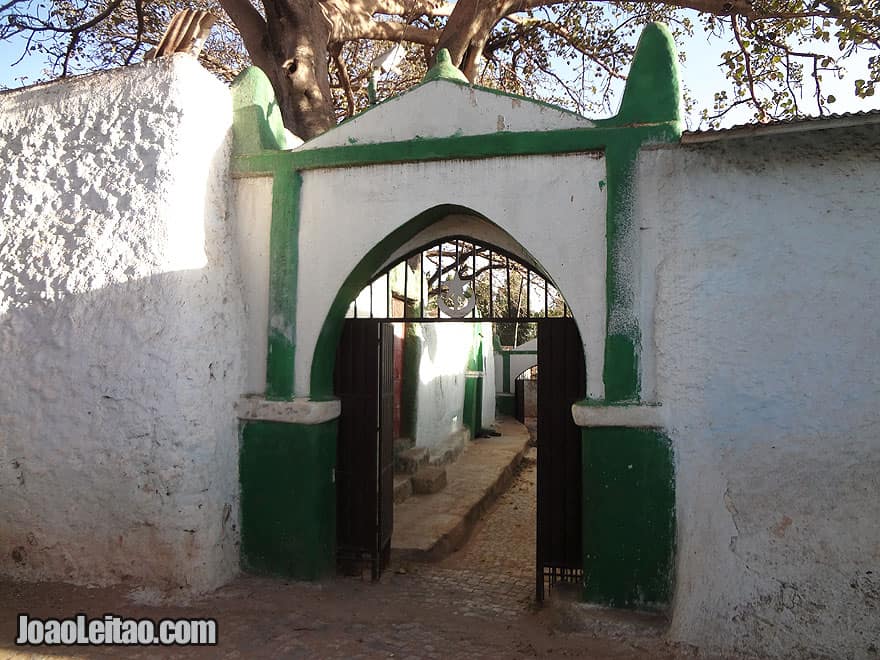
398;447;537;619
392;417;530;559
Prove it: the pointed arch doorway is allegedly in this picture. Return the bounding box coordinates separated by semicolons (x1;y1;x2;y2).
332;235;586;601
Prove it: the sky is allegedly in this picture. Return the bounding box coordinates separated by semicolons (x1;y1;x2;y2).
1;12;878;129
0;33;45;89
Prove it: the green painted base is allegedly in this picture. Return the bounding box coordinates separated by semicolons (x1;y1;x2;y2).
240;419;337;580
462;375;482;436
496;393;515;416
581;427;675;609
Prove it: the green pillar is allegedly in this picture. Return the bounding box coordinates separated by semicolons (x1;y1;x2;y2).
581;427;675;608
462;326;484;436
239;420;337;579
579;22;682;609
474;331;484;431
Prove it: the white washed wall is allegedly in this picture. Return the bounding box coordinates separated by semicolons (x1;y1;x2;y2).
411;323;470;449
231;177;273;394
412;321;497;448
0;56;245;592
301;81;593;150
496;337;539;394
479;324;496;429
297;154;607;400
636;133;880;659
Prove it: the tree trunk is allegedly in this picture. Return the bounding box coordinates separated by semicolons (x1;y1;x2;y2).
223;0;337;140
264;1;336;139
434;0;513;79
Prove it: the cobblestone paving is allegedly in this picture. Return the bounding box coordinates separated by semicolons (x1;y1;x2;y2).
395;446;538;619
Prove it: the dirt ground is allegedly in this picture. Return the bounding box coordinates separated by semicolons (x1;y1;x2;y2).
0;450;728;659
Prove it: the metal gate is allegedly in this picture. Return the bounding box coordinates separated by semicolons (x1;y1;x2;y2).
536;317;586;601
334;237;585;594
334;319;394;579
515;378;525;422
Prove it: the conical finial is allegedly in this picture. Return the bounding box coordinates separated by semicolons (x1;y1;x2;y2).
611;23;681;126
422;48;470;84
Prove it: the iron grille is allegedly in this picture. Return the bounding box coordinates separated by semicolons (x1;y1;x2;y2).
346;236;573;323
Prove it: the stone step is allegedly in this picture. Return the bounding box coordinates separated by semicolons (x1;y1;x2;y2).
393;474;413;504
393;436;414;456
392;416;530;562
428;428;470;467
396;446;429;475
411;465;447;495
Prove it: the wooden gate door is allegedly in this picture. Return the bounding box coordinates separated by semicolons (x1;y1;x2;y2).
536;317;586;601
515;378;525;423
378;323;394;574
334;319;394;579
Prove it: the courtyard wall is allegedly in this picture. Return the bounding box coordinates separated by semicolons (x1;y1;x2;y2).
0;55;245;591
636;130;880;658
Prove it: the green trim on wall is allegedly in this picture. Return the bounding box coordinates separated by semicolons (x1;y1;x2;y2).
581;427;675;608
596;23;681;403
265;172;301;399
601;141;641;402
462;375;480;436
232;123;677;176
230;23;682;407
240;419;337;579
498;348;539;394
461;326;484;435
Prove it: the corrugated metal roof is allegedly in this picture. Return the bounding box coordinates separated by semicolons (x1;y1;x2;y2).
681;108;880;143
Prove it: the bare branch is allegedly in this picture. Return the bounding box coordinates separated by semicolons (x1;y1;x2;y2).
502;15;626;79
0;0;30;12
217;0;268;53
12;0;123;35
329;42;356;117
505;0;572;13
125;0;146;65
812;57;824;116
702;97;752;121
731;15;766;119
506;0;875;23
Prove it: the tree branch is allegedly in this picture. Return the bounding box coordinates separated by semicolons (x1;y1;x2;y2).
329;42;356;116
124;0;146;65
217;0;268;55
505;0;875;22
703;96;752;122
731;15;766;119
332;19;441;45
502;15;626;79
369;0;455;18
12;0;123;35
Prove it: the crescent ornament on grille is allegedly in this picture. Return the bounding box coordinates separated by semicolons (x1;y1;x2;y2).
437;273;476;318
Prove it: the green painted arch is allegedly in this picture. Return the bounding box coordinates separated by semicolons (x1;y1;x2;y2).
308;204;588;399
